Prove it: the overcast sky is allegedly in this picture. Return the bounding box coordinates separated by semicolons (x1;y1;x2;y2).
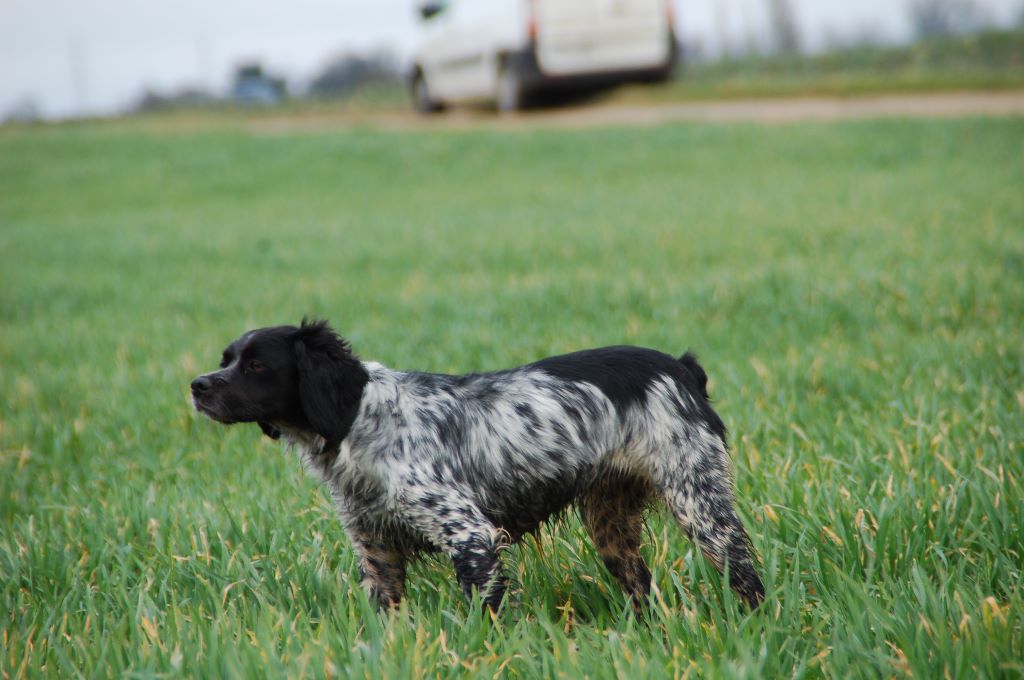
2;0;1021;119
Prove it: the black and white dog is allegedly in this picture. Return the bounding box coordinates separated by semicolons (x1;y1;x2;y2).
191;319;764;612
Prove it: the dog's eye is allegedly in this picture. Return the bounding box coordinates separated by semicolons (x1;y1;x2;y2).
245;360;266;374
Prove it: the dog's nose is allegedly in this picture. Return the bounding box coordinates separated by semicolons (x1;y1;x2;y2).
191;376;213;394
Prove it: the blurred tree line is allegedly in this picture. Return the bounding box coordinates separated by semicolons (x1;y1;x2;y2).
308;50;401;98
694;0;1016;63
911;0;991;38
132;50;400;113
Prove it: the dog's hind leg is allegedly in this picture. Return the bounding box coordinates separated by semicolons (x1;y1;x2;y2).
655;435;765;609
581;473;654;612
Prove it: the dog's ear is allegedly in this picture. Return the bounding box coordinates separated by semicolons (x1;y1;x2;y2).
294;318;368;444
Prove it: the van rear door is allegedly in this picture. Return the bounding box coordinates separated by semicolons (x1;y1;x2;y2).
534;0;671;76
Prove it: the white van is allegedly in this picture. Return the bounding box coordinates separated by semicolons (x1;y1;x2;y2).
409;0;677;112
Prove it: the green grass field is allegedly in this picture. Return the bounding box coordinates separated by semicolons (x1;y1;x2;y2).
1;114;1022;678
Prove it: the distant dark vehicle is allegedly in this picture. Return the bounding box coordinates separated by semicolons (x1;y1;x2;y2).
409;0;677;113
231;64;286;105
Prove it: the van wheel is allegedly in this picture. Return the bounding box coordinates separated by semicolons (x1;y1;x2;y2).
496;64;525;113
411;71;443;114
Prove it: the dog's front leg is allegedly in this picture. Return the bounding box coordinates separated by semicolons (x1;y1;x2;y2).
401;490;507;612
450;532;506;612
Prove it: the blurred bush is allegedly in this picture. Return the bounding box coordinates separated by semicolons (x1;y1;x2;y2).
308;50;402;99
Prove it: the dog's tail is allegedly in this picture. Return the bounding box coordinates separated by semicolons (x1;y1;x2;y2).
678;351;710;400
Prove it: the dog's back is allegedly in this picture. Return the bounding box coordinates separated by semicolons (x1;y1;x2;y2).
342;345;763;609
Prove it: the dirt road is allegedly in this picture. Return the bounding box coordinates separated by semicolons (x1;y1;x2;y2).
142;90;1024;136
387;91;1024;132
514;90;1024;129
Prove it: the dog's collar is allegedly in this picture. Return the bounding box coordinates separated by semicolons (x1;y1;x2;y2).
258;422;282;440
264;423;339;460
316;438;341;458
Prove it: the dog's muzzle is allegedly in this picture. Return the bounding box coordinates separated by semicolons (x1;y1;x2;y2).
191;374;228;421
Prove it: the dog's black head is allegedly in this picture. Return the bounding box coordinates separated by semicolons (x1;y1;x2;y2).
191;319;368;445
